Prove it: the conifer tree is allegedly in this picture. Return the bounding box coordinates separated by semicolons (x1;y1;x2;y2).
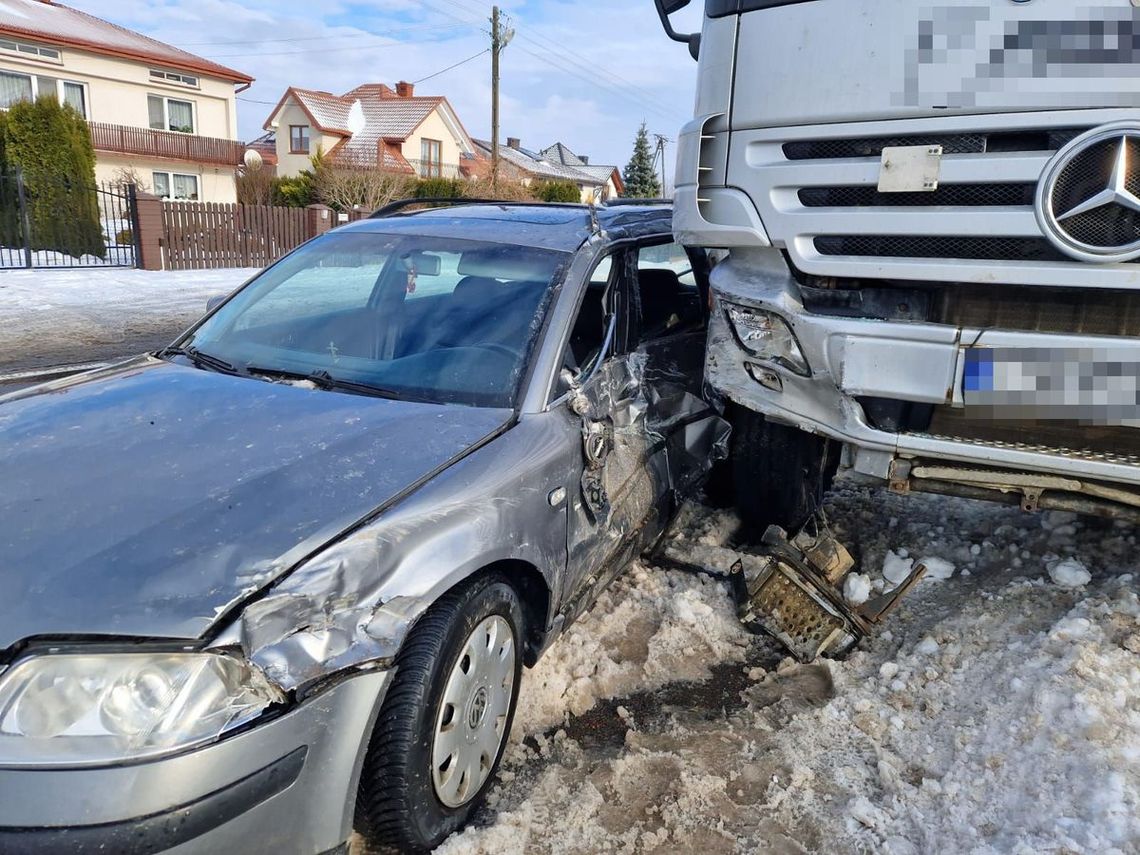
621;122;661;198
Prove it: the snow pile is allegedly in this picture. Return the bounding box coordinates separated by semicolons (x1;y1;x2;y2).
438;483;1140;855
513;561;752;735
0;267;257;372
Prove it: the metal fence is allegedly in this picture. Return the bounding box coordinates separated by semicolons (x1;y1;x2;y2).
0;171;139;270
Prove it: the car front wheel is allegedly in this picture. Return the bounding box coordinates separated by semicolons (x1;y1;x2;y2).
355;574;524;852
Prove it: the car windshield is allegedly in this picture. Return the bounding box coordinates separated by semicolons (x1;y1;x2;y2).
182;231;569;408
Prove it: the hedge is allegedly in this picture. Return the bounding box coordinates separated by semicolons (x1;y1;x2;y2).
0;97;105;259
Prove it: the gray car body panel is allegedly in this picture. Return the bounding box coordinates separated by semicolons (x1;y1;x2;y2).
0;358;510;650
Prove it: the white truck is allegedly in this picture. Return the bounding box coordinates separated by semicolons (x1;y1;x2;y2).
656;0;1140;531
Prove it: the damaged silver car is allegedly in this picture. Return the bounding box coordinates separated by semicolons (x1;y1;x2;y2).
0;200;727;853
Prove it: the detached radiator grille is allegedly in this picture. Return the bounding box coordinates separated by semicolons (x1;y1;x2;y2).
799;183;1037;208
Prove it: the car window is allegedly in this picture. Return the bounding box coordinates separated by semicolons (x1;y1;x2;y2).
558;252;621;388
233;247;390;330
638;242;697;289
636;242;706;341
184;231;569;409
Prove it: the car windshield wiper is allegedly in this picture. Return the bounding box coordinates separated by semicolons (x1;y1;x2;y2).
246;366;402;400
157;345;245;376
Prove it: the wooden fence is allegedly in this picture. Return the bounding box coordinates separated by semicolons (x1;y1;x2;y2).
161;202;309;270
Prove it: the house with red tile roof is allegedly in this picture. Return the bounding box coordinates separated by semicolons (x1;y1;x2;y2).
472;137;624;202
0;0;252;202
263;81;478;180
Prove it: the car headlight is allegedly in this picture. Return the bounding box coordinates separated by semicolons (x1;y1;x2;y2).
724;304;810;375
0;652;283;765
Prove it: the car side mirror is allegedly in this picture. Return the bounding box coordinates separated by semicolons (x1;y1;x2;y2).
206;294;225;312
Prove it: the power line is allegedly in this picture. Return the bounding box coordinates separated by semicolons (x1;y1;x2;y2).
204;28;471;58
178;21;469;47
235;48;491;110
425;0;682;121
512;43;681;125
414;48;490;84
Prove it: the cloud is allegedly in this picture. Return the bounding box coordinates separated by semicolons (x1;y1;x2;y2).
65;0;703;179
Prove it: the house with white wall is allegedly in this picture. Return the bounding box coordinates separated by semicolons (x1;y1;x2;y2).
264;81;477;179
472;137;624;203
0;0;252;203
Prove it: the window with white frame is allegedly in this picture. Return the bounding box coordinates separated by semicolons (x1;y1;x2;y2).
152;171;199;201
0;38;60;61
148;94;195;133
0;69;86;117
149;69;199;88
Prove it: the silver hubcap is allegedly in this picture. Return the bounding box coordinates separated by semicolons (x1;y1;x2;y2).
431;614;515;808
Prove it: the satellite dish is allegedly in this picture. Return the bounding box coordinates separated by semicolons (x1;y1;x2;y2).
347;100;366;136
243;148;263;172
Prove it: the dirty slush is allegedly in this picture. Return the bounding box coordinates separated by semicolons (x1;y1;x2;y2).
432;479;1140;855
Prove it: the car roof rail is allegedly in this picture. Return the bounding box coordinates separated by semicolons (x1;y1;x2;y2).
369;197;589;218
603;198;673;207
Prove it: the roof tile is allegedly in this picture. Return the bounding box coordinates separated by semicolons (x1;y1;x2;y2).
0;0;251;83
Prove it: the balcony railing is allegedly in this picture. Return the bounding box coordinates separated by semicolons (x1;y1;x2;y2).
406;158;463;180
88;122;246;167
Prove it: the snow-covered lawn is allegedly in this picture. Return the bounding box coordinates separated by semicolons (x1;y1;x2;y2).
0;267;258;371
437;481;1139;854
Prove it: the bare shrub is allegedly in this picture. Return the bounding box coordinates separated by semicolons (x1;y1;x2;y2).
316;166;416;213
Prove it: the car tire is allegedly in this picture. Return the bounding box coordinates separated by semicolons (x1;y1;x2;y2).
354;574;525;853
730;407;839;534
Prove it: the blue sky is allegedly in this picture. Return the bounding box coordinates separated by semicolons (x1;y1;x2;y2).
66;0;705;180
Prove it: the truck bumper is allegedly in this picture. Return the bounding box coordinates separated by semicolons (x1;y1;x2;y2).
0;670;390;855
706;250;1140;488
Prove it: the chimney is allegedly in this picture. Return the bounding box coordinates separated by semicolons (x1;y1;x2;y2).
507;137;521;150
395;81;414;98
580;155;589;165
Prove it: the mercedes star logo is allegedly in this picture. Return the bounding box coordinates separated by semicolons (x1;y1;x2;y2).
1035;122;1140;264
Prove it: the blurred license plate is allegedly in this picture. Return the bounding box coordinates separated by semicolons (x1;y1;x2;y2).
963;347;1140;426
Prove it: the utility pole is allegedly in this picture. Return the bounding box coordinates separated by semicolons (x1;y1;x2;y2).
653;134;670;197
491;5;500;188
489;7;514;189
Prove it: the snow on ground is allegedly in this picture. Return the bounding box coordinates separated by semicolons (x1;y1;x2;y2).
0;267;257;371
438;480;1140;855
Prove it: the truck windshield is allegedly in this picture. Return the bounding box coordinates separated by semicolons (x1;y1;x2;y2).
180;231;568;409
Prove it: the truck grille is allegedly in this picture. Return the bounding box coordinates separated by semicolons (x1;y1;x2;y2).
800;183;1036;208
783;128;1083;161
730;111;1140;288
814;235;1068;263
939;285;1140;337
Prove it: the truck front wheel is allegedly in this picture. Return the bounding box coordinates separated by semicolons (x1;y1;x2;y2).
730;407;839;533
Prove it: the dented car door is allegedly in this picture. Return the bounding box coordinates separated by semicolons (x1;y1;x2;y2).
558;247;728;616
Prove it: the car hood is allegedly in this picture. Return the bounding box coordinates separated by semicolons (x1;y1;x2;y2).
0;359;511;650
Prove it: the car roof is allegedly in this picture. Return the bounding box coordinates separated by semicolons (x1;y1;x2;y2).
332;202;674;252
